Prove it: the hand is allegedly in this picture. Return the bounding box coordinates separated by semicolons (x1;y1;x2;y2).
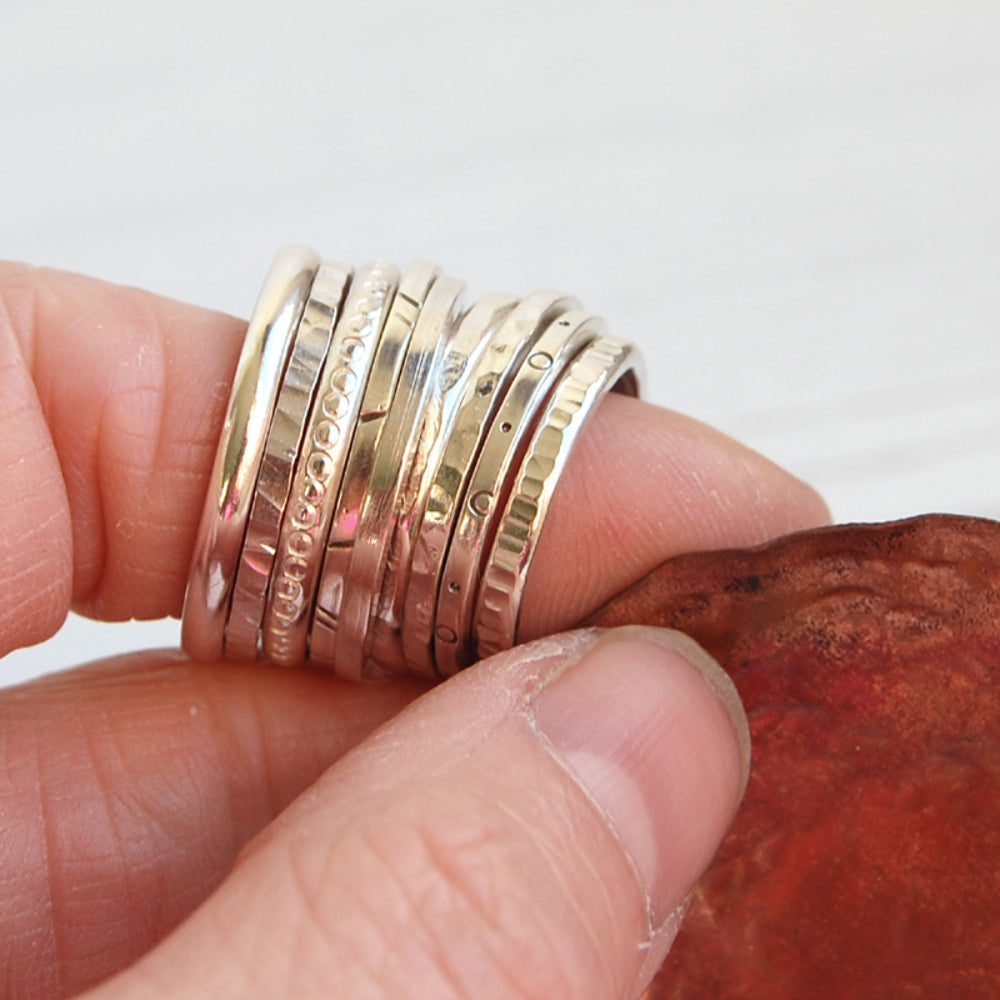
0;263;828;999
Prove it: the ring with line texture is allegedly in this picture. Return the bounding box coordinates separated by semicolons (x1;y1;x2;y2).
224;260;352;661
182;245;320;664
181;247;642;679
263;261;399;667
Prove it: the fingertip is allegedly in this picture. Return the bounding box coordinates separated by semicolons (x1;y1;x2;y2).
533;626;749;928
87;627;746;1000
0;264;246;626
521;393;830;639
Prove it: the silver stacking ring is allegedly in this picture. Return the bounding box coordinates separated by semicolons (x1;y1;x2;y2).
182;247;643;679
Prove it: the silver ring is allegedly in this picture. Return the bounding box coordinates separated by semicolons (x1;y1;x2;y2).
263;261;399;666
225;260;351;660
182;247;644;678
309;261;439;671
474;335;642;660
182;246;319;663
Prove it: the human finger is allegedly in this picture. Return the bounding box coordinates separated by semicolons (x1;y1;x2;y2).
520;391;828;638
0;653;427;998
0;262;243;653
84;626;748;1000
0;262;827;659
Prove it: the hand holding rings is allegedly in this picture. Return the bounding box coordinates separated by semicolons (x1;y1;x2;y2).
182;247;642;680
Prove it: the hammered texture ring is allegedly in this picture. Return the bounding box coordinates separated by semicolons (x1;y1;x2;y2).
182;247;643;680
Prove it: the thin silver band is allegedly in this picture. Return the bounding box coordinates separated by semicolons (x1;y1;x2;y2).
309;261;439;670
182;246;319;663
182;247;644;678
263;262;399;666
225;261;351;660
474;335;642;660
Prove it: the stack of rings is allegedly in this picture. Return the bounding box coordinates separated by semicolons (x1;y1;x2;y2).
181;247;642;680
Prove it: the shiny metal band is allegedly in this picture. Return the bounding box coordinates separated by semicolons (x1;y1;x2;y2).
308;261;438;672
474;335;642;660
182;246;319;663
225;260;352;660
182;246;643;678
263;261;399;666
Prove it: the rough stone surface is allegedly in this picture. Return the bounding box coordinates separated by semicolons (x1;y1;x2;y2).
584;514;1000;1000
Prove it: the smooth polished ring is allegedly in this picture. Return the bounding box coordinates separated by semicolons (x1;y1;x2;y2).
182;247;643;679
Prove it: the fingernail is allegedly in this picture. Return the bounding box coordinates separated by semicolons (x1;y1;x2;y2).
532;626;750;925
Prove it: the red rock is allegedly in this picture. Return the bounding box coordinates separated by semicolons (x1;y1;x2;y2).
584;515;1000;999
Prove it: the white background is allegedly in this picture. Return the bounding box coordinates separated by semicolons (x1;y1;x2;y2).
2;0;998;685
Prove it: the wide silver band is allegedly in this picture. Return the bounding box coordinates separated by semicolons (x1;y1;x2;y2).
182;247;643;678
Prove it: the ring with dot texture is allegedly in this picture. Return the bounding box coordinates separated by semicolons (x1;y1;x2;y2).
263;261;399;666
474;335;642;660
182;247;642;679
182;246;320;664
225;260;352;660
432;307;601;675
308;261;435;669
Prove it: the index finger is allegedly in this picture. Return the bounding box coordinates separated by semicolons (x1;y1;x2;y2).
0;262;828;661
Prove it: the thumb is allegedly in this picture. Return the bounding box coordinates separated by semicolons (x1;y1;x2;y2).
88;626;750;1000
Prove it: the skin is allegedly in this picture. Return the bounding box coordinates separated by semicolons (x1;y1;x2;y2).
0;262;829;1000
